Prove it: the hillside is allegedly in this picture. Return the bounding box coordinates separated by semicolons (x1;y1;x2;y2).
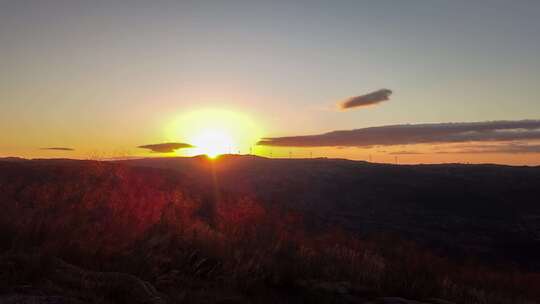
1;156;539;303
118;155;540;269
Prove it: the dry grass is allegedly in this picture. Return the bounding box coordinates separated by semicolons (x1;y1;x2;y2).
0;162;538;303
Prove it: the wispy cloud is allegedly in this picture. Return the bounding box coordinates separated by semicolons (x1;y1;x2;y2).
339;89;392;110
389;150;424;155
258;120;540;147
138;142;194;153
435;143;540;154
40;147;74;151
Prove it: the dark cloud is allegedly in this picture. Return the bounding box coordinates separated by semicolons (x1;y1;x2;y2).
40;147;74;151
138;142;194;153
340;89;392;110
258;120;540;147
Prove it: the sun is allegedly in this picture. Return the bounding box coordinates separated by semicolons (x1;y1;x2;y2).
166;108;263;158
190;129;235;158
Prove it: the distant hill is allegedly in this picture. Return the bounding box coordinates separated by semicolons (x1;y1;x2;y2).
0;157;26;162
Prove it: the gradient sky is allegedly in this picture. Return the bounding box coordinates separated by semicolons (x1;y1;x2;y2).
1;0;540;164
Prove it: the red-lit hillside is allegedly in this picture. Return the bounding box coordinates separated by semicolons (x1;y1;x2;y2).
1;156;539;304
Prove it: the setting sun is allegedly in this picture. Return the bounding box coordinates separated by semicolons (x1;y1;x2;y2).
190;129;235;158
166;108;263;158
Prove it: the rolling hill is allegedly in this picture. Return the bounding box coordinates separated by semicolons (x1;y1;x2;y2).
1;155;539;303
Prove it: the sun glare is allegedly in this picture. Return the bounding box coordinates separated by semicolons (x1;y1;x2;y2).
190;129;235;158
166;108;262;158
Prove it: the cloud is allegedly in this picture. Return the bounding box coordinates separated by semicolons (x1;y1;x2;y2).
257;120;540;147
435;143;540;154
40;147;74;151
138;142;194;153
339;89;392;110
389;151;424;155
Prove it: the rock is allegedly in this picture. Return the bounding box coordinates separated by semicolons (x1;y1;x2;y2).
0;295;86;304
374;297;430;304
50;258;166;304
425;299;455;304
296;280;358;295
0;254;166;304
368;298;456;304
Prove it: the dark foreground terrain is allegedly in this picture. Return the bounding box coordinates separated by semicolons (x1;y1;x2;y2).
0;156;539;303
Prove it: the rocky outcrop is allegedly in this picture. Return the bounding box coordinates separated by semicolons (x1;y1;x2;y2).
368;297;454;304
0;295;86;304
295;280;456;304
0;254;166;304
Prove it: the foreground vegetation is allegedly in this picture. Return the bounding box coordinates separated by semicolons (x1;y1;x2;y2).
0;159;539;303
